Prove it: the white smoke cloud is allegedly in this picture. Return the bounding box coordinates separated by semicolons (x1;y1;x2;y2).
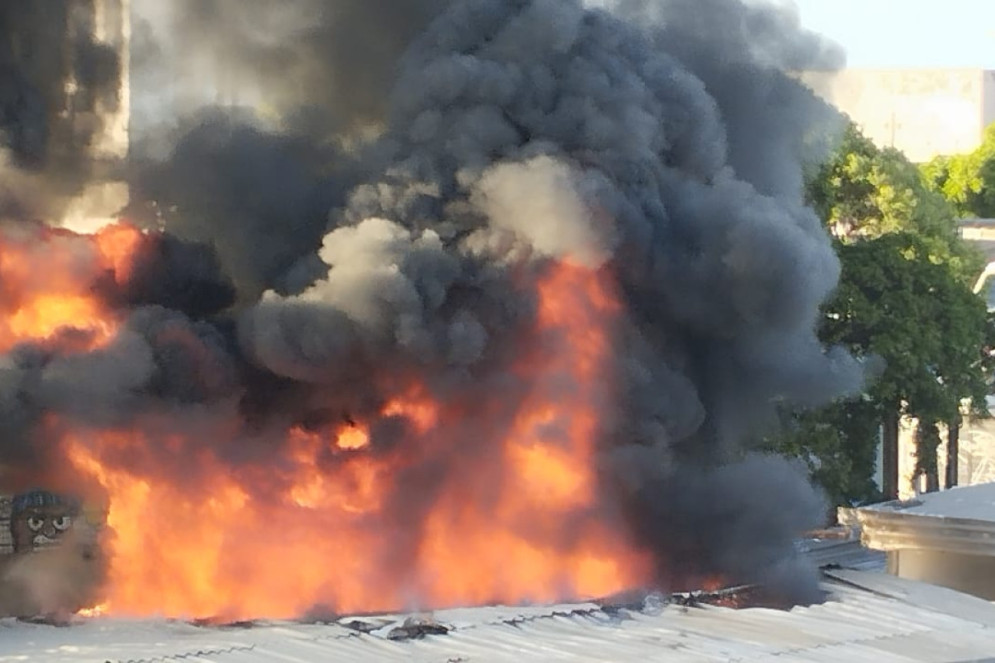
307;218;459;348
471;155;618;267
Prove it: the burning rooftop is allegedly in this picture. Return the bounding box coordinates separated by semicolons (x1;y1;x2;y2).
6;568;995;662
2;0;860;621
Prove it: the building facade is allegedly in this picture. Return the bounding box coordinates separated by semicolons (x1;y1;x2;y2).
801;68;995;162
0;0;130;229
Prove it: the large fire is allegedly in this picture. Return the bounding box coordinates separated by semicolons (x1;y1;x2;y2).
0;222;143;353
9;222;653;620
0;0;855;624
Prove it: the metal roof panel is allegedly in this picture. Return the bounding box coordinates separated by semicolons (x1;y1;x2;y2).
3;572;995;663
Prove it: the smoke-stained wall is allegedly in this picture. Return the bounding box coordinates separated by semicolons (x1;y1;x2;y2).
0;0;128;223
0;2;71;170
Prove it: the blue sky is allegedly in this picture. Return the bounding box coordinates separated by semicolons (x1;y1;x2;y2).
788;0;995;68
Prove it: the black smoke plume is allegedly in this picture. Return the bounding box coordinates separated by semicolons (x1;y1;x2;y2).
1;0;859;610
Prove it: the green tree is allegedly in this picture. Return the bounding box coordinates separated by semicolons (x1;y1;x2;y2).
769;399;880;508
923;122;995;219
811;124;978;278
827;233;991;479
767;123;993;506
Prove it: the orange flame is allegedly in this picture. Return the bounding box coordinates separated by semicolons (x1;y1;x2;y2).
76;603;109;618
95;222;144;284
0;222;143;352
56;260;652;619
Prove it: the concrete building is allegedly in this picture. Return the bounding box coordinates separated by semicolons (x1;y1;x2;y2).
62;0;132;232
0;0;130;230
801;68;995;162
894;411;995;502
855;481;995;602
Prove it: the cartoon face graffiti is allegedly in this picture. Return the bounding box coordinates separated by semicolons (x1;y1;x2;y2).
10;490;81;554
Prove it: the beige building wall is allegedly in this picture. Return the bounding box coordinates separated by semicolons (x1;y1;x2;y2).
801;69;995;162
895;410;995;501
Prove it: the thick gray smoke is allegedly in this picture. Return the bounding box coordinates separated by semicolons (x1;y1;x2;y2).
0;525;105;619
132;0;451;135
1;0;860;610
127;0;455;301
236;0;858;600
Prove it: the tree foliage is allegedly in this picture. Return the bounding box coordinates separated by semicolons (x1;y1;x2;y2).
767;399;880;508
766;122;994;506
923;122;995;219
824;233;991;424
810;124;980;278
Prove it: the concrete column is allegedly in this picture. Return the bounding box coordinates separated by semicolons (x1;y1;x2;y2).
882;412;900;500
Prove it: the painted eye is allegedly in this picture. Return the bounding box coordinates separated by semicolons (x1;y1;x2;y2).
53;515;72;531
27;517;44;532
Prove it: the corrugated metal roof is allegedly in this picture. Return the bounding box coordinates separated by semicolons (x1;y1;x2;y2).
798;532;888;572
3;570;995;663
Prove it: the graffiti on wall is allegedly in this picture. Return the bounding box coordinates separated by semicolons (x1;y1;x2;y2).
0;489;96;557
9;490;81;554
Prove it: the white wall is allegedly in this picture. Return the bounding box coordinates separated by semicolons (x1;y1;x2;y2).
801;69;993;162
896;414;995;500
984;70;995;132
